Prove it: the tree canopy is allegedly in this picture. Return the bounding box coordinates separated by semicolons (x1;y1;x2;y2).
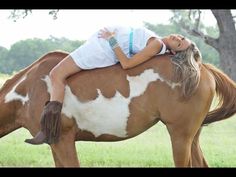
0;36;84;74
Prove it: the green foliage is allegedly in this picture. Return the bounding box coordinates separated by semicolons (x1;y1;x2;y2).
0;47;9;73
167;10;220;66
8;10;32;22
8;10;59;22
0;36;84;74
144;22;220;66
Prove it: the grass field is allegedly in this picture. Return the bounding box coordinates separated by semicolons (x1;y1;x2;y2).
0;74;236;167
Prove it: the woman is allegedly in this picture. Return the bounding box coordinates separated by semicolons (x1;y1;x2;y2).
25;25;192;145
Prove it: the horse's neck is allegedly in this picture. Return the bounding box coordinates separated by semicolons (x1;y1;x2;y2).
0;59;43;136
0;90;21;138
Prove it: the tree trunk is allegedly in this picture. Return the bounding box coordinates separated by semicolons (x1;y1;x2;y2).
212;10;236;81
218;46;236;81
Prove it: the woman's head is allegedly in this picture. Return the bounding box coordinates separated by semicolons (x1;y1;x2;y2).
170;41;202;100
162;34;192;53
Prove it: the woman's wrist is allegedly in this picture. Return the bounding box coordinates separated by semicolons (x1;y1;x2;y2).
106;34;114;40
108;36;119;49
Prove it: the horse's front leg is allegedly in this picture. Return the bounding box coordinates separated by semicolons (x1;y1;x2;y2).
50;129;80;167
191;128;208;167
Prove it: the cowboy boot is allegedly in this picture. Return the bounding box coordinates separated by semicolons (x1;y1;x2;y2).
25;101;63;145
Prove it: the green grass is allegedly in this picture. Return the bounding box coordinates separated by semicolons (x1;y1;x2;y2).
200;118;236;167
0;119;236;167
0;75;236;167
0;123;174;167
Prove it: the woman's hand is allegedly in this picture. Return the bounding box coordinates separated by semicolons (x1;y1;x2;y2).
98;27;115;40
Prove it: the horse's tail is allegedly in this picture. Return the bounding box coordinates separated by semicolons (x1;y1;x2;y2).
202;63;236;125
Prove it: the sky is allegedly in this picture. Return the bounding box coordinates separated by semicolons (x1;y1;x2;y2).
0;10;217;49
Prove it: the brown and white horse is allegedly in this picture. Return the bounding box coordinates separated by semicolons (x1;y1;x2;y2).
0;51;235;167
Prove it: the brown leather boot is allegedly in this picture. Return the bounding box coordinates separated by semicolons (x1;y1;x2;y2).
25;101;63;145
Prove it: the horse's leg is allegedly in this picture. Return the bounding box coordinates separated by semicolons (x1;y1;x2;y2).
168;132;192;167
191;128;208;167
50;130;80;167
166;122;199;167
51;148;64;167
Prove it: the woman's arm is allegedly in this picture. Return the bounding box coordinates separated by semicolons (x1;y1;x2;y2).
113;39;163;69
98;28;163;70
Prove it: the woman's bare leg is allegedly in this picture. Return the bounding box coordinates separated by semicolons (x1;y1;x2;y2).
49;55;82;102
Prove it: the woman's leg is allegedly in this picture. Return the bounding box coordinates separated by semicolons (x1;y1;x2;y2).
49;55;82;102
25;55;82;145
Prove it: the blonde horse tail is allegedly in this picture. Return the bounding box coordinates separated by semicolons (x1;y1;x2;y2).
202;63;236;125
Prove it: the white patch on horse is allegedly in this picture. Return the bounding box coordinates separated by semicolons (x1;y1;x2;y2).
63;88;130;137
4;76;29;105
165;80;181;89
43;69;168;137
127;69;162;98
42;76;52;94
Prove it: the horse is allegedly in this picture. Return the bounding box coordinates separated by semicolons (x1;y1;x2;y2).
0;51;235;167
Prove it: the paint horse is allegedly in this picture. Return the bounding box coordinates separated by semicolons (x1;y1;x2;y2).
0;51;235;167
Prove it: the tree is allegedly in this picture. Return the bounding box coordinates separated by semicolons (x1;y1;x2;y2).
144;22;219;66
8;10;59;22
1;37;84;74
171;10;236;81
0;47;9;73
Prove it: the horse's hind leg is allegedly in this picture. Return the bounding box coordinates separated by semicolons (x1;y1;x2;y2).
50;130;80;167
166;120;202;167
51;148;64;167
167;127;192;167
191;128;208;167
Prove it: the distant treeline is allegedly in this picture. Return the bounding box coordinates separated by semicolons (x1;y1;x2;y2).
0;24;219;74
0;36;84;74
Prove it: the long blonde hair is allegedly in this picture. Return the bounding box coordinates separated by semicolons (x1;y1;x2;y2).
171;42;202;100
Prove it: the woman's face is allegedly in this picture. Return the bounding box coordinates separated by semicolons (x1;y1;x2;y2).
167;34;191;52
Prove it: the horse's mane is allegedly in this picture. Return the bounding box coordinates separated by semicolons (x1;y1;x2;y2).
171;43;202;100
0;50;68;93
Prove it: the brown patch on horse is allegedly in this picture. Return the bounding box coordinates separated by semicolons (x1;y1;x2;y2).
67;54;173;102
0;101;21;138
67;64;130;102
